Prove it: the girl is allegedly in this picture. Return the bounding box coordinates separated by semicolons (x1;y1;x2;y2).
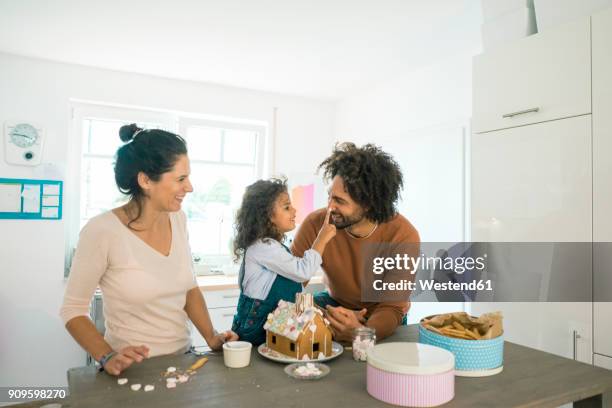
231;178;336;345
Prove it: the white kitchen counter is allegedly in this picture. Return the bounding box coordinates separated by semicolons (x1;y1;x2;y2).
197;274;323;291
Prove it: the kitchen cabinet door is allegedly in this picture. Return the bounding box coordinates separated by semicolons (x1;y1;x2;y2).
472;115;592;242
190;306;237;348
473;17;590;133
595;353;612;370
471;302;592;364
202;288;240;308
593;4;612;359
471;115;593;363
208;306;238;331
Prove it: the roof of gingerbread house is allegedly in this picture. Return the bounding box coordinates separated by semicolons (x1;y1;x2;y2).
263;293;330;341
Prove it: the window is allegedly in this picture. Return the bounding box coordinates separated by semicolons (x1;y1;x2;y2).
271;335;276;344
79;117;169;230
66;103;266;276
290;342;295;352
313;342;320;352
179;119;264;271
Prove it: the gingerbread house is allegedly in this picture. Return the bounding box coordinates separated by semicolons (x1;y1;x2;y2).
263;293;333;359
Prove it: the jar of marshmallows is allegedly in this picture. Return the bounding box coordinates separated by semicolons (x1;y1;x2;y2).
352;327;376;361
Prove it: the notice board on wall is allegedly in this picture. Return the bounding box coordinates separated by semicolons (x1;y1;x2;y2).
0;178;63;220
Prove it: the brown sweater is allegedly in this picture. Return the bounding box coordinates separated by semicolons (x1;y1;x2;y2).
291;208;420;339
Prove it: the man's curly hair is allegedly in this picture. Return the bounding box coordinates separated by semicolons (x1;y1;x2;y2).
233;178;288;262
319;142;403;223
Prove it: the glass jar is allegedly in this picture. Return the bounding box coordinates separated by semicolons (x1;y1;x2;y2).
352;327;376;361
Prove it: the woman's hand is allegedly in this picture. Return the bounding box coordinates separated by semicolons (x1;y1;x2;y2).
207;330;239;351
103;345;150;376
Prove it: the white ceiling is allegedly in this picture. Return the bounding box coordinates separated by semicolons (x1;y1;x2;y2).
0;0;482;100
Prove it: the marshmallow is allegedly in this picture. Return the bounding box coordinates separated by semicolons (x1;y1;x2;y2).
294;363;322;378
352;337;375;361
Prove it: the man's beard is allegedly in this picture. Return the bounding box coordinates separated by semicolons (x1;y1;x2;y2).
330;210;364;230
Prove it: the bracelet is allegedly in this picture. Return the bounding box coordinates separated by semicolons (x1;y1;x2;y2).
98;351;117;371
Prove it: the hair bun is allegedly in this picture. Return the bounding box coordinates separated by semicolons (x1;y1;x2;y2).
119;123;142;142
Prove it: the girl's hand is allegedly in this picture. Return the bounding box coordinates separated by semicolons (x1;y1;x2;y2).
317;207;337;243
103;345;150;376
207;330;239;351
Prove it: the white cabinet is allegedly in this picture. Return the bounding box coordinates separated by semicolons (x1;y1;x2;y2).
592;6;612;359
209;306;238;329
471;302;592;363
471;17;595;363
595;354;612;370
202;288;240;309
472;4;612;366
472;17;591;133
191;288;240;348
594;303;612;357
471;116;592;242
191;305;237;348
470;115;593;364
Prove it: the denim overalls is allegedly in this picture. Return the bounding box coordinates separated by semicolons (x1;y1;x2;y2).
231;245;302;346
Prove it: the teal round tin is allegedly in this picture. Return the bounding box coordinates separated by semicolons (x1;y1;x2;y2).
418;322;504;377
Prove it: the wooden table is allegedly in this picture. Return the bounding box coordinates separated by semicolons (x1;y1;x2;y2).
57;325;612;407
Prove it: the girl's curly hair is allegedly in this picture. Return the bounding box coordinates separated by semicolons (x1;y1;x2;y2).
318;142;403;223
233;177;288;262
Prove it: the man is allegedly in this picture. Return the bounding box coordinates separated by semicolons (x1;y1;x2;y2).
292;142;420;341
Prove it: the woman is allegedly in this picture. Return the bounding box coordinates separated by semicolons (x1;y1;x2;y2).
60;124;237;376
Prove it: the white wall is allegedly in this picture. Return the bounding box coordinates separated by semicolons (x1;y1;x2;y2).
0;52;335;387
335;53;475;241
334;53;477;322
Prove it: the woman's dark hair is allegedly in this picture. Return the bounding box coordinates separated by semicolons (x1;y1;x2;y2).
318;142;403;223
233;177;288;261
114;123;187;229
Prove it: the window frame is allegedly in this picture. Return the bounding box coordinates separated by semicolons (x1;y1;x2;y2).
178;117;266;174
64;102;267;277
178;117;267;264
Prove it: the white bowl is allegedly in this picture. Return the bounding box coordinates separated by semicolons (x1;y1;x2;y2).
223;341;252;368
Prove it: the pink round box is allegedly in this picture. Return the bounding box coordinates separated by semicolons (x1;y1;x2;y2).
366;342;455;407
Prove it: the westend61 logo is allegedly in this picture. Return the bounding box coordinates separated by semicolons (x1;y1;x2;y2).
370;253;491;293
362;242;602;302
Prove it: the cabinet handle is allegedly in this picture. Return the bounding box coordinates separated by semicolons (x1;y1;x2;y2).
222;313;235;317
502;107;540;118
222;294;239;299
573;330;582;360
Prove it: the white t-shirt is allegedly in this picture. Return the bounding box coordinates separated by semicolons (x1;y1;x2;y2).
60;210;197;356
